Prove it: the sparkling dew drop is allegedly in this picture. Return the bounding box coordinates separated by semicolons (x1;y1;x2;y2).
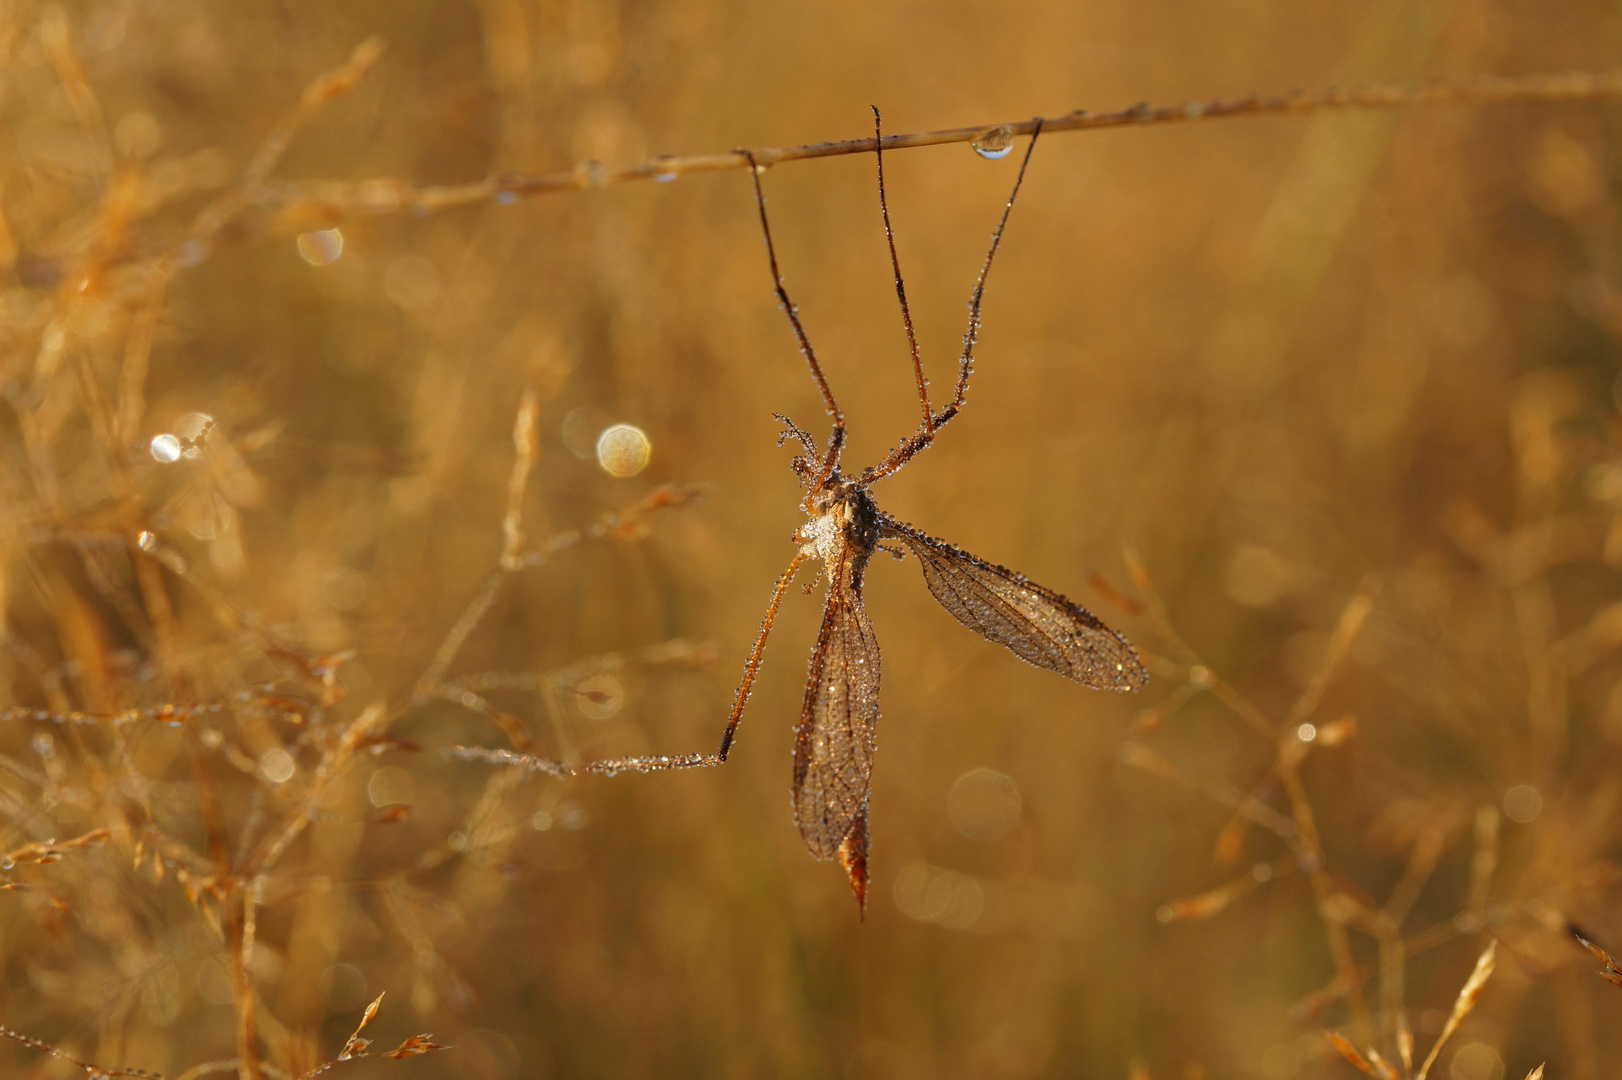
970;125;1015;160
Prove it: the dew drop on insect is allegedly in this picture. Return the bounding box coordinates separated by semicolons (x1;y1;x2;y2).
149;433;181;463
651;155;678;182
296;228;344;266
595;423;651;477
971;125;1015;160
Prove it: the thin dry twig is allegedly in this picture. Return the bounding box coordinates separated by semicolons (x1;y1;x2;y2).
240;701;388;880
241;69;1622;233
243;38;386;190
1467;806;1500;918
442;744;575;778
1;826;110;866
500;386;540;571
412;481;701;703
1285;581;1377;728
1155;857;1296;922
1117;742;1300;845
0;1023;164;1078
1266;587;1381;1041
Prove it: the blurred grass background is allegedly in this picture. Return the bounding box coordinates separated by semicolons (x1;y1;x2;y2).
2;0;1622;1076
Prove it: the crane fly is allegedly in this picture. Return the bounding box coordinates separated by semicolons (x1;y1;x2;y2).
585;109;1147;915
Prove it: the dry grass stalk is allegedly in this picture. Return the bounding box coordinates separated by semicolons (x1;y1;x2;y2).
1572;928;1622;989
244;70;1622;228
1415;941;1497;1080
412;481;701;704
1156;858;1295;922
296;993;447;1077
0;1022;163;1078
1324;1029;1396;1080
1326;939;1498;1080
1125;550;1541;1060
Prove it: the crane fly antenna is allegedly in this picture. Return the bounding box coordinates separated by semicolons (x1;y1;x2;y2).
872;106;931;433
743;149;846;502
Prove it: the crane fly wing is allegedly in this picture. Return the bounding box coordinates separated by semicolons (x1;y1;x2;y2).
880;515;1147;691
792;557;881;880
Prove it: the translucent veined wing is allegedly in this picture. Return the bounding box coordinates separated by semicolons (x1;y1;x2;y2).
792;554;881;876
880;515;1147;691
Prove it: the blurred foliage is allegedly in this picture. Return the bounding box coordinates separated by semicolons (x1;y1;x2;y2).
1;0;1621;1077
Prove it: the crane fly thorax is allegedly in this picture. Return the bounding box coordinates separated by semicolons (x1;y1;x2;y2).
797;481;880;582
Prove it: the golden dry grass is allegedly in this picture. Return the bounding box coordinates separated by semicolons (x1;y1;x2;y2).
2;1;1622;1077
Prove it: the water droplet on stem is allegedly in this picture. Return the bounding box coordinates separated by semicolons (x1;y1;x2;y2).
971;125;1015;160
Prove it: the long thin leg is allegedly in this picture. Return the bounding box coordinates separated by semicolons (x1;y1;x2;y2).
716;550;811;758
582;550;811;775
864;119;1045;484
743;150;846;498
871;106;931;434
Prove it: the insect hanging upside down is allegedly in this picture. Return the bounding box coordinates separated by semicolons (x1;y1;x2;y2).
585;109;1146;915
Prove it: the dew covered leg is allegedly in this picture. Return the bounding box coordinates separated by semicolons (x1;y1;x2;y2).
582;551;811;775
